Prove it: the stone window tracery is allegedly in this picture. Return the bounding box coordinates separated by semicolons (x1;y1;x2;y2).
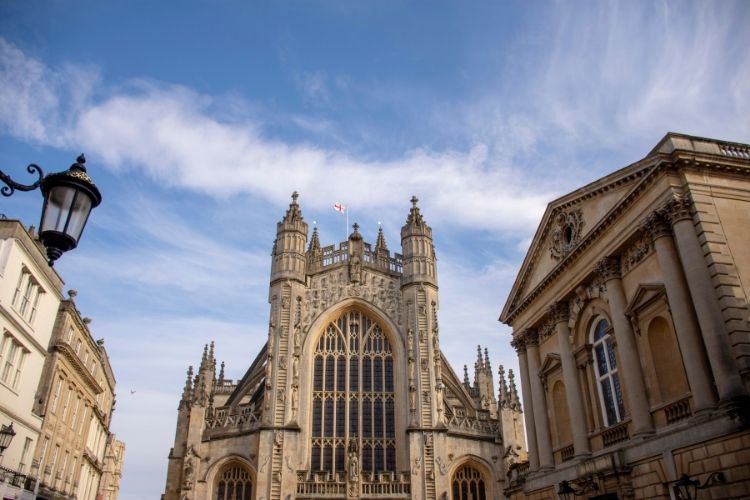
215;463;253;500
591;318;625;426
451;463;487;500
311;309;396;476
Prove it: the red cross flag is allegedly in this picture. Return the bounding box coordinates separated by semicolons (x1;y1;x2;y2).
334;202;346;213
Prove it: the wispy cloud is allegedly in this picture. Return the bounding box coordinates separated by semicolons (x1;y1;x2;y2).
0;39;551;238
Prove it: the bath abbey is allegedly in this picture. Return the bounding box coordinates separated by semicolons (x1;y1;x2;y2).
163;195;527;499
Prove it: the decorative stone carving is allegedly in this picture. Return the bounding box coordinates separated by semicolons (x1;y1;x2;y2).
349;255;362;283
436;457;447;475
662;192;693;223
291;385;298;417
304;275;402;326
550;209;585;259
411;457;422;475
596;256;621;281
621;236;653;275
641;211;671;241
537;319;555;343
510;335;527;353
548;301;569;324
524;329;540;347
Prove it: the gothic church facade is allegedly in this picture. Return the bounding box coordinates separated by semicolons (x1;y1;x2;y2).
163;197;526;500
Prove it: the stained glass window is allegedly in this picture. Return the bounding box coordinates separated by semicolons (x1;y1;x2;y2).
451;464;487;500
311;309;396;475
215;463;252;500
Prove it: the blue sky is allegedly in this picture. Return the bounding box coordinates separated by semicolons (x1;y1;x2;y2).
1;1;748;498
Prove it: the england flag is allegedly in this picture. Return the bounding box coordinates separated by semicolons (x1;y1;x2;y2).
334;202;346;213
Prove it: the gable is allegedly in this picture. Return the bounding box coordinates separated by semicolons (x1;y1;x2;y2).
503;160;654;322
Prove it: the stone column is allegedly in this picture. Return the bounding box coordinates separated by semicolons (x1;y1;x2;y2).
512;335;539;471
525;330;554;469
597;256;654;436
662;194;747;406
550;302;591;458
642;212;717;413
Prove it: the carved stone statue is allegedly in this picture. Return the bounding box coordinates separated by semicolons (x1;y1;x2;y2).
349;256;361;283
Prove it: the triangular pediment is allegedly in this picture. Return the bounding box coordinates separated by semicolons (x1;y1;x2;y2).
539;353;561;378
624;283;666;317
500;134;682;325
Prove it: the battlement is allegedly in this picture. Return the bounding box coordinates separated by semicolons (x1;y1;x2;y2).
307;239;403;276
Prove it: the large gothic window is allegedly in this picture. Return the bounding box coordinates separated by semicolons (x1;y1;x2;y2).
311;309;396;475
591;318;625;426
451;464;487;500
215;463;253;500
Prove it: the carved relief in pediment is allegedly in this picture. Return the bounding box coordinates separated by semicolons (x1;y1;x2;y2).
549;209;585;260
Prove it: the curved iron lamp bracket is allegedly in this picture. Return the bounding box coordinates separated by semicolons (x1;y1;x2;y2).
0;164;44;197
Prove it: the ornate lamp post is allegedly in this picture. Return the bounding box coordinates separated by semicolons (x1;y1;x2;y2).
0;422;16;456
1;154;102;265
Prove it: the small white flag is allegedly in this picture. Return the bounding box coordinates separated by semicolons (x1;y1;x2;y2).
333;202;346;213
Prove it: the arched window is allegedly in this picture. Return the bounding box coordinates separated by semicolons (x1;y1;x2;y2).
648;316;688;402
311;309;396;475
451;463;487;500
552;380;572;447
591;318;625;427
215;463;252;500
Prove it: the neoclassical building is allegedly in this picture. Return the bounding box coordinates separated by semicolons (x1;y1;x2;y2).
500;133;750;499
163;196;526;499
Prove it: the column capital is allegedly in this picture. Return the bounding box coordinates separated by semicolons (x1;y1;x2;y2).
596;255;621;282
510;335;527;353
661;193;693;224
548;301;570;324
641;211;672;241
525;329;540;347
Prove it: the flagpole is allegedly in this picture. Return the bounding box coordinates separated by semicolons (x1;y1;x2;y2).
346;207;349;240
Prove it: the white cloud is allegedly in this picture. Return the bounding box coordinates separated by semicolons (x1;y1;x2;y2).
0;39;551;238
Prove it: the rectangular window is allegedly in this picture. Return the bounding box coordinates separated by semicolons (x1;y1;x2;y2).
12;269;43;323
0;337;28;390
51;378;63;413
61;386;72;421
19;437;32;473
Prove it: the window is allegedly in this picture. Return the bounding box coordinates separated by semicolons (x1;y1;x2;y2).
51;377;63;413
647;316;689;403
19;437;32;473
310;309;396;476
215;463;252;500
452;464;487;500
12;268;43;323
591;318;625;426
0;334;28;390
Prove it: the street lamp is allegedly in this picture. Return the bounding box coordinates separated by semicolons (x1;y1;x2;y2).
1;154;102;265
671;472;726;500
0;422;16;456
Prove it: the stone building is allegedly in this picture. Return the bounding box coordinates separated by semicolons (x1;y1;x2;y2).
0;220;64;500
32;293;122;499
99;434;126;499
163;196;526;499
500;133;750;499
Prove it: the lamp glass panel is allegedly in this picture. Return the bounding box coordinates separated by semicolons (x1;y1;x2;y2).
41;186;75;233
65;192;92;242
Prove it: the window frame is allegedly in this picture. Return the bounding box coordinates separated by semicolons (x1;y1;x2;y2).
590;317;625;427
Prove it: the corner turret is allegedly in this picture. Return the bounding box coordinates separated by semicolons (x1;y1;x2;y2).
271;192;309;284
400;196;437;287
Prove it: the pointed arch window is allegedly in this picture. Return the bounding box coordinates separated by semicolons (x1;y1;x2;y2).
311;309;396;476
451;463;487;500
591;318;625;426
215;463;253;500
